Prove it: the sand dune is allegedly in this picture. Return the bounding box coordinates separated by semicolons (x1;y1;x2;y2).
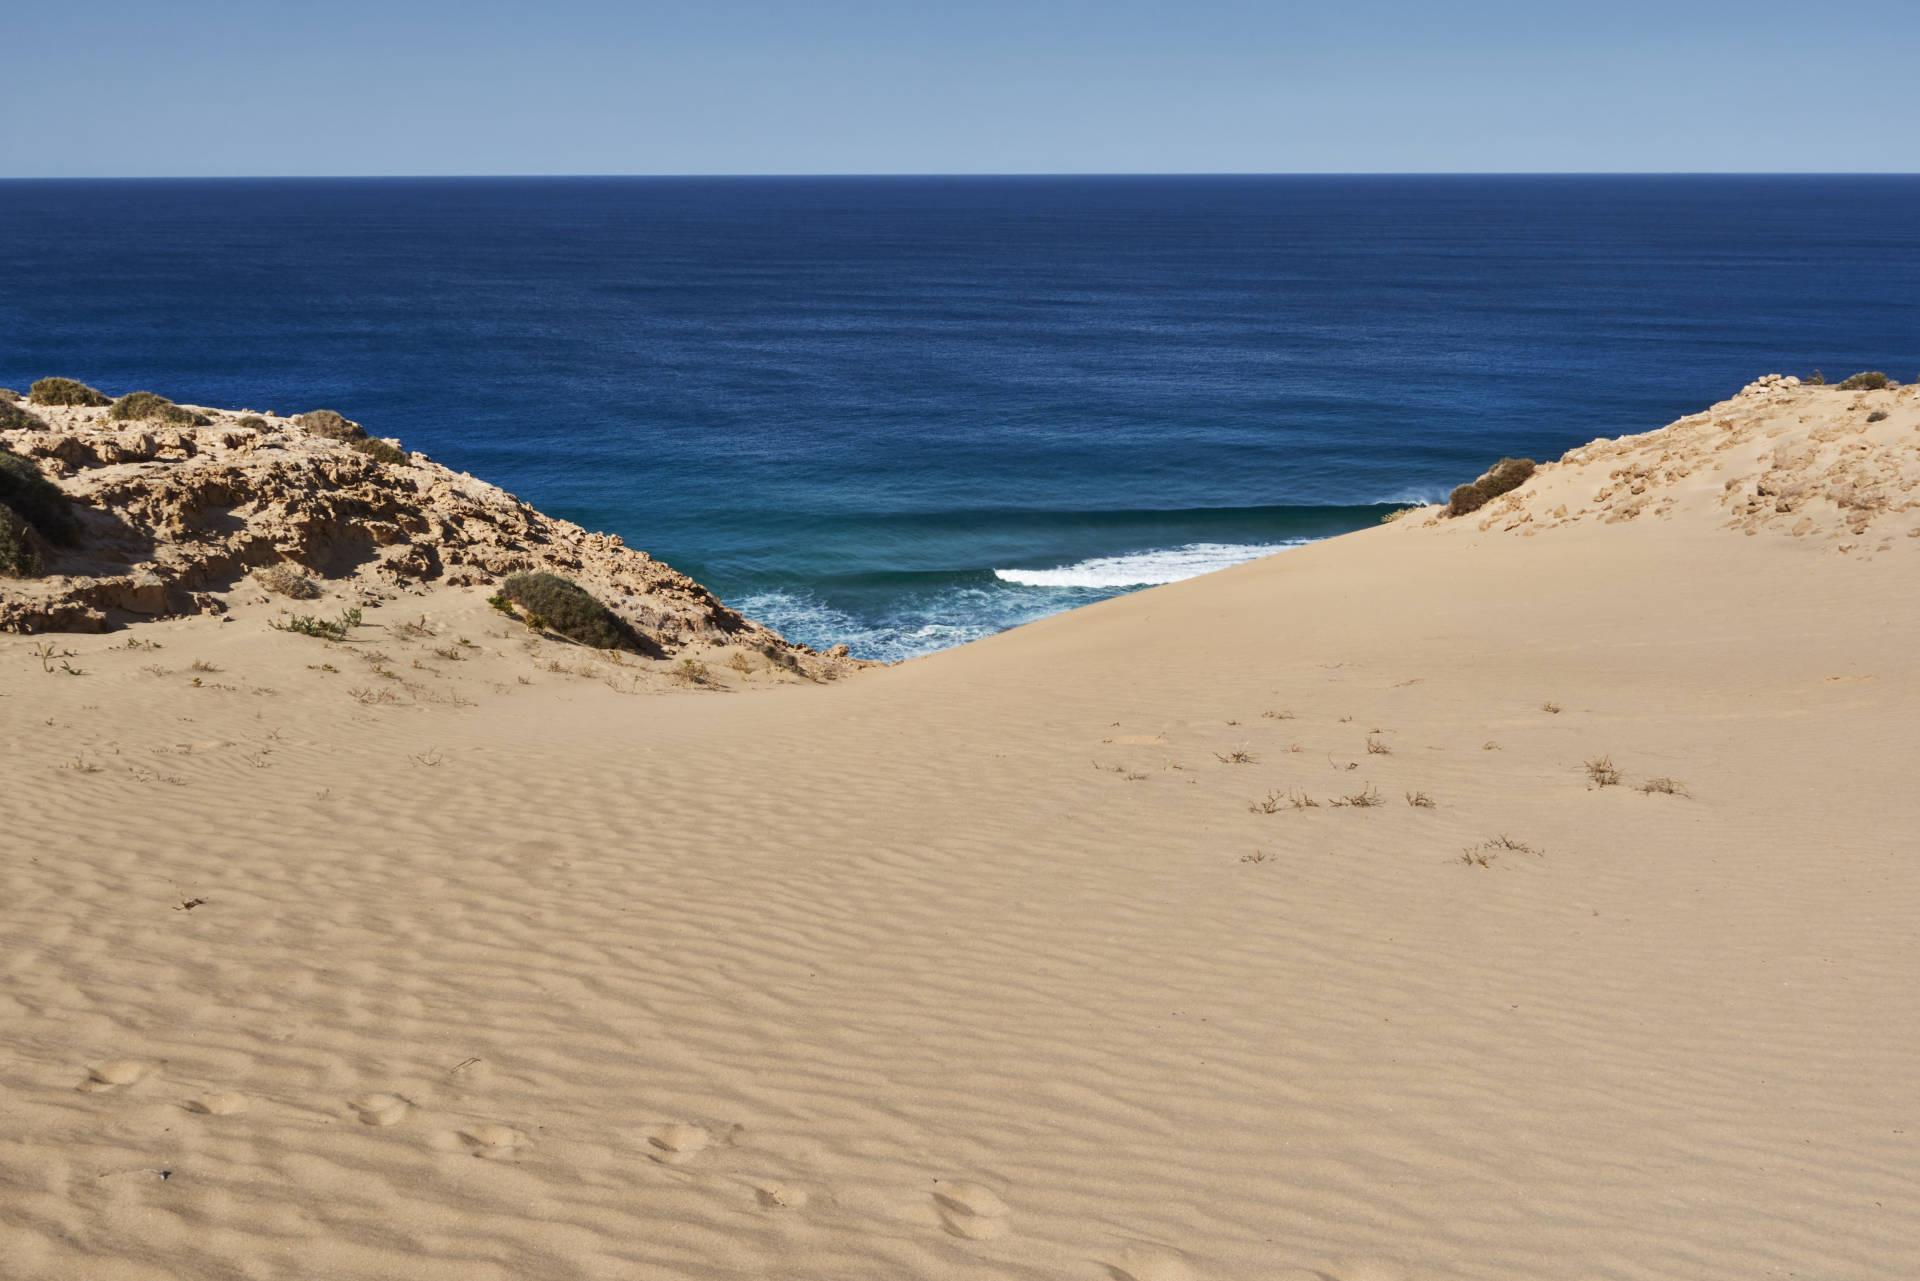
2;377;1916;1279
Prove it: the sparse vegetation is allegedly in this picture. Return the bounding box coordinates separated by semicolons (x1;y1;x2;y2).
294;409;364;440
726;650;755;675
29;377;109;407
1460;833;1542;867
1639;776;1691;797
1330;785;1382;808
1365;736;1391;755
0;398;49;431
108;391;209;426
236;415;268;430
1240;850;1273;864
1261;709;1294;720
1288;790;1319;809
0;448;82;548
1405;790;1435;808
1866;410;1889;423
255;564;322;599
494;571;642;651
1378;506;1418;524
1249;791;1285;815
1806;370;1826;386
674;657;712;685
270;607;363;641
1541;700;1561;714
352;437;408;465
1213;749;1258;765
0;504;44;577
1584;755;1622;787
1837;371;1890;391
1447;456;1537;517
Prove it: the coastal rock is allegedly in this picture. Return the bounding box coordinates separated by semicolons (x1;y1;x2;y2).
0;400;833;668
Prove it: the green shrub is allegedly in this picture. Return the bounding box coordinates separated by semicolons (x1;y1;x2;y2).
29;377;110;407
270;607;362;640
0;449;81;546
295;409;365;440
236;415;268;430
0;503;45;578
0;388;18;401
1447;456;1536;517
496;572;641;651
1867;410;1890;423
351;437;408;465
1806;370;1826;386
1837;371;1891;391
108;391;210;426
1;399;49;432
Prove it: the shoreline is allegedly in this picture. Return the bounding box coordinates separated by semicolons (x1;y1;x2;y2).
2;374;1917;1279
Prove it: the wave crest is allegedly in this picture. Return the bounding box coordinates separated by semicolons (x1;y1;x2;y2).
992;540;1306;589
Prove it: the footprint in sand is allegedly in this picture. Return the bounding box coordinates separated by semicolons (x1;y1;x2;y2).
79;1060;151;1092
187;1092;249;1117
1321;1258;1411;1281
932;1179;1012;1240
1102;1250;1200;1281
646;1123;710;1165
755;1181;808;1210
348;1093;411;1126
459;1124;528;1159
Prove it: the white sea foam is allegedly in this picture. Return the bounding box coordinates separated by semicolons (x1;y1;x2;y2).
992;540;1305;589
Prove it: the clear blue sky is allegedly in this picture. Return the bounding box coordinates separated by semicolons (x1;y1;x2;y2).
5;0;1914;176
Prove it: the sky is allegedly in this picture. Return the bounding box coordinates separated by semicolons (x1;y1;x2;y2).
4;0;1915;177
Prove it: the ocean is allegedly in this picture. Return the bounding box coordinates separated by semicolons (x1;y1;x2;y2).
2;175;1915;659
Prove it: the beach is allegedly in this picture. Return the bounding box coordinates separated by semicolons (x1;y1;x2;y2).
2;375;1916;1279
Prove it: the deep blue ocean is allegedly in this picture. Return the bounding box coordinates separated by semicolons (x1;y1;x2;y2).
2;176;1915;658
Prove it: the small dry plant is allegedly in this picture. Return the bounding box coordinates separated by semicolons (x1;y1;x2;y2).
1365;736;1391;755
255;564;321;600
1330;784;1382;808
1261;709;1294;720
1240;850;1273;864
1213;749;1258;765
1288;790;1320;809
1541;700;1561;714
1249;790;1285;815
1405;790;1435;808
1585;756;1622;788
1639;776;1691;797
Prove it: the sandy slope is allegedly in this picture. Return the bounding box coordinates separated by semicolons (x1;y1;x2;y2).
2;378;1916;1280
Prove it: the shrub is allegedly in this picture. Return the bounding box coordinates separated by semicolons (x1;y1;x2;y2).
0;388;17;401
0;503;45;577
255;564;322;599
0;448;81;546
1867;410;1889;423
1806;370;1826;386
108;391;210;426
270;607;362;640
0;399;49;432
1446;456;1536;517
351;437;408;465
1836;371;1890;391
496;571;641;651
295;409;365;441
29;377;111;407
236;415;268;430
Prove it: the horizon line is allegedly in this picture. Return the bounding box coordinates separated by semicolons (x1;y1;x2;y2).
4;170;1918;183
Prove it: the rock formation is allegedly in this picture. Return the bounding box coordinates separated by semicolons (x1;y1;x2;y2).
0;394;811;658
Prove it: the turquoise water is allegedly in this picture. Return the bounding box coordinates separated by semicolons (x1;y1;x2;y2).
2;175;1915;657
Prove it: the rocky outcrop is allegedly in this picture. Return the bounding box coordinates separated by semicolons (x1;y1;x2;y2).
0;400;805;656
1403;375;1920;551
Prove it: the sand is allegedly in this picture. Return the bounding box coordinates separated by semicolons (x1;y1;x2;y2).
2;377;1916;1279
